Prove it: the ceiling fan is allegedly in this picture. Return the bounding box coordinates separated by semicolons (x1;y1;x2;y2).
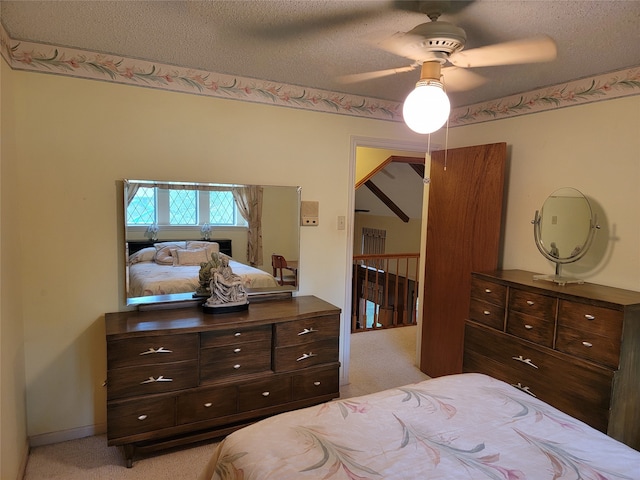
339;0;557;92
338;1;556;133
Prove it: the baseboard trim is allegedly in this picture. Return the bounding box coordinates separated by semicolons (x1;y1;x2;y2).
29;423;106;447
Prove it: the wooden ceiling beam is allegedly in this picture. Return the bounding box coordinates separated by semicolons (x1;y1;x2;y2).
364;180;410;223
410;163;425;178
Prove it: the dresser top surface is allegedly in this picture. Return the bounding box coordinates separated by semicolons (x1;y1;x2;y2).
106;295;340;338
475;270;640;307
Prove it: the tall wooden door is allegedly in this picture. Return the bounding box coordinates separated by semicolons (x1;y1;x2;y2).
420;142;506;377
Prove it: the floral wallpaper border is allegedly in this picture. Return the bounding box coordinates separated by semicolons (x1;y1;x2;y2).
1;23;638;126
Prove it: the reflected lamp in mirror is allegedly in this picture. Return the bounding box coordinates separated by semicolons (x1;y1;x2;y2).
531;187;599;285
124;179;301;306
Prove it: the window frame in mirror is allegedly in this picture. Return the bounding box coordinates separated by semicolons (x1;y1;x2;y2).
123;179;301;306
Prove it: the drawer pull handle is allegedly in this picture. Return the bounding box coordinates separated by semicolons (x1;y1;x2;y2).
512;383;537;398
526;300;535;306
483;310;491;316
262;391;270;397
313;381;321;386
139;347;172;356
234;332;242;337
204;403;213;408
298;328;318;336
582;341;593;348
140;375;172;384
297;352;318;362
137;415;148;421
524;324;534;330
584;314;595;321
233;364;241;369
512;355;539;369
484;288;492;293
234;348;242;353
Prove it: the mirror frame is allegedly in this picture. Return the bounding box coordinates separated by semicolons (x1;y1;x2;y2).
124;179;301;306
532;187;599;285
533;187;598;265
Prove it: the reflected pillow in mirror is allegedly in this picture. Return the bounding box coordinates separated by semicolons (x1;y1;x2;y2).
129;247;156;265
173;247;209;266
187;240;219;251
155;242;187;265
187;241;219;261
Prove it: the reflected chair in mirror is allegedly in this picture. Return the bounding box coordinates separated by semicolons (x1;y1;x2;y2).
271;254;298;287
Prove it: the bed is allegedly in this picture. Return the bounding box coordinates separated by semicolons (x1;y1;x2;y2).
127;241;279;297
198;373;640;480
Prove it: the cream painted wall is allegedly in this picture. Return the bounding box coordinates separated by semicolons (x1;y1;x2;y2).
1;59;28;479
434;97;640;292
7;64;640;448
353;214;422;255
12;70;417;441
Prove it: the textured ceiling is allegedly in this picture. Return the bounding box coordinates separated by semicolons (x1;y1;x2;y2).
2;0;639;108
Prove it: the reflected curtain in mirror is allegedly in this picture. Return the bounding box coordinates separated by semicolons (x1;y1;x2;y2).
232;185;263;266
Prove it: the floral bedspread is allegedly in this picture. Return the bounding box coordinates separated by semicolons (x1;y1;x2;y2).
198;373;640;480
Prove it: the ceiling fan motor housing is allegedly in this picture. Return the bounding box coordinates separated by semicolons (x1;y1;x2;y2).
406;21;467;59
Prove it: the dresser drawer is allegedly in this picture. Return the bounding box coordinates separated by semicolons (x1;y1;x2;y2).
200;342;272;383
556;300;622;368
292;366;340;401
201;325;271;348
108;360;198;400
508;289;557;319
507;310;555;347
238;376;292;412
556;326;621;369
177;385;237;424
464;322;613;432
274;338;339;372
469;298;505;329
107;396;175;440
558;300;623;335
471;277;507;307
275;315;340;347
107;334;198;369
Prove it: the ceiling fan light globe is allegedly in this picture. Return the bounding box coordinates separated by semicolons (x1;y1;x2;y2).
402;81;450;134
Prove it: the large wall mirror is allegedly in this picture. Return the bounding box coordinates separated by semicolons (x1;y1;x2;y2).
124;179;301;306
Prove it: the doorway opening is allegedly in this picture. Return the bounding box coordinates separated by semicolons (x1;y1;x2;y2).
341;136;427;384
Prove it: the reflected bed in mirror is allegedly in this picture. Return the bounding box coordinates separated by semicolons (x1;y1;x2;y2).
124;180;301;306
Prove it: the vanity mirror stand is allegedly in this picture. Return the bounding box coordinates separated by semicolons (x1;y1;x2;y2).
531;187;599;286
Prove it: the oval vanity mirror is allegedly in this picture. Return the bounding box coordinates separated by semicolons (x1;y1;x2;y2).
532;187;599;285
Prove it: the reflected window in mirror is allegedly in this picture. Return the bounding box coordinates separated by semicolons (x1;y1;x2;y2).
127;185;246;229
124;180;301;306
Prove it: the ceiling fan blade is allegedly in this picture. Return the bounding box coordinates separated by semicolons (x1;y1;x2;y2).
449;35;557;68
441;66;486;91
393;0;476;17
373;31;429;62
337;65;418;84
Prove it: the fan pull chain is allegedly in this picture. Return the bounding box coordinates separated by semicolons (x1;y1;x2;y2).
441;75;449;171
444;115;450;171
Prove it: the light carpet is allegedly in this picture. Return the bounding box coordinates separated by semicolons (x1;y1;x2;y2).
24;325;428;480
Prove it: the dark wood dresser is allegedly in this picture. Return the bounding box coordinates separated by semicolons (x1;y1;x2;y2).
105;295;341;466
463;269;640;450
